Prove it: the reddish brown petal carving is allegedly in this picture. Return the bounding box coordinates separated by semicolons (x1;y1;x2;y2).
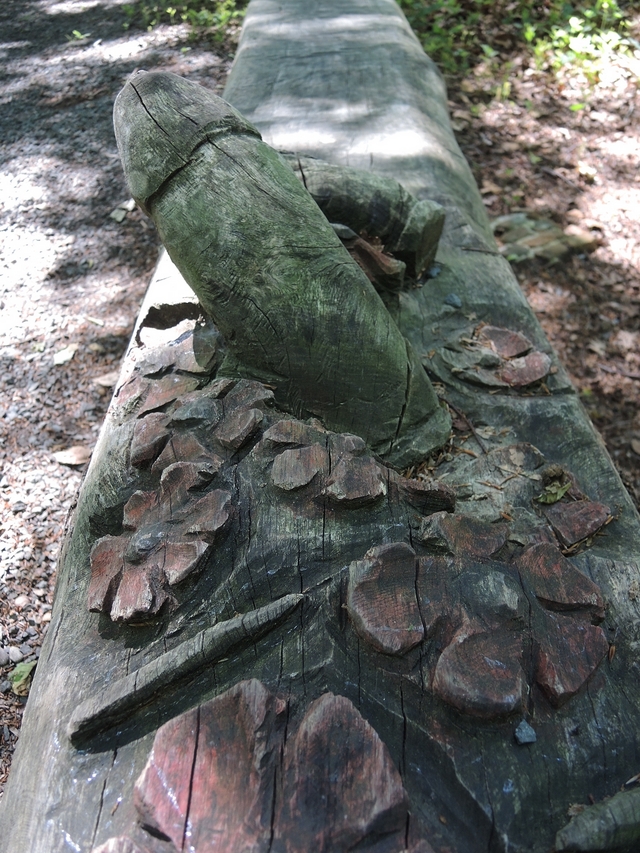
88;535;126;614
535;612;608;706
432;630;526;718
477;325;533;359
417;512;507;558
216;407;263;451
543;500;611;548
275;692;408;852
324;456;387;507
115;374;149;408
347;542;424;655
134;679;283;853
137;374;200;416
133;705;198;849
271;444;329;491
164;540;210;586
222;378;274;411
328;432;366;458
185;489;233;542
160;461;216;509
130;413;171;468
137;330;215;377
170;396;223;427
152;433;222;475
499;351;551;387
396;476;456;516
515;542;604;619
110;560;168;624
122;490;159;531
263;418;327;448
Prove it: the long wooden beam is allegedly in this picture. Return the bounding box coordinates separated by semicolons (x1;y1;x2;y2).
2;3;640;852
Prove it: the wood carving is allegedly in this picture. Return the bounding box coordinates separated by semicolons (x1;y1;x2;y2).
113;71;451;469
3;3;640;852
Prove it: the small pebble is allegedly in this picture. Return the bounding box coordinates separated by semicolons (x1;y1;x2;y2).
0;649;9;667
515;719;537;745
444;292;462;308
8;647;24;664
0;681;12;695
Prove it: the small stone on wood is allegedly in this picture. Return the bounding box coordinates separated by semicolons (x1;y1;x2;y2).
514;719;537;745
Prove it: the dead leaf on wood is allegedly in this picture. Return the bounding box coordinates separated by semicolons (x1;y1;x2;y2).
53;445;93;466
53;343;78;365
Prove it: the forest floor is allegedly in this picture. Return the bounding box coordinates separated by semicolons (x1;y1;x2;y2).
0;0;638;797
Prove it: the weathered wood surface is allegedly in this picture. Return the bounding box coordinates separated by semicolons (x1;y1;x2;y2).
2;2;640;852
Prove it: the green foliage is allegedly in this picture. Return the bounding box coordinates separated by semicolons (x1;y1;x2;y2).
397;0;634;75
123;0;247;41
536;479;572;504
9;661;37;696
67;29;91;40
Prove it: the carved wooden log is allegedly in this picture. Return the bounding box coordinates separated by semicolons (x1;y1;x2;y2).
2;2;640;852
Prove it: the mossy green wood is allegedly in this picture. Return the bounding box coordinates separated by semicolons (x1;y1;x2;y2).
114;71;450;467
282;154;445;277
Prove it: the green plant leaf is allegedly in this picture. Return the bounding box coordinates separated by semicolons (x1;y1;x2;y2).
9;661;37;696
536;481;572;504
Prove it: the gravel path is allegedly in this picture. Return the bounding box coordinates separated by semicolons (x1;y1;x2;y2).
1;0;638;800
0;0;231;794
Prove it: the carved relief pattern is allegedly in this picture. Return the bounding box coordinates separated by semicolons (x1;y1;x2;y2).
93;681;433;853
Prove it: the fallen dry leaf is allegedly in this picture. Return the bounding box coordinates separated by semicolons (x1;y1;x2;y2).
53;343;78;365
481;180;502;195
92;370;120;388
53;445;93;466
